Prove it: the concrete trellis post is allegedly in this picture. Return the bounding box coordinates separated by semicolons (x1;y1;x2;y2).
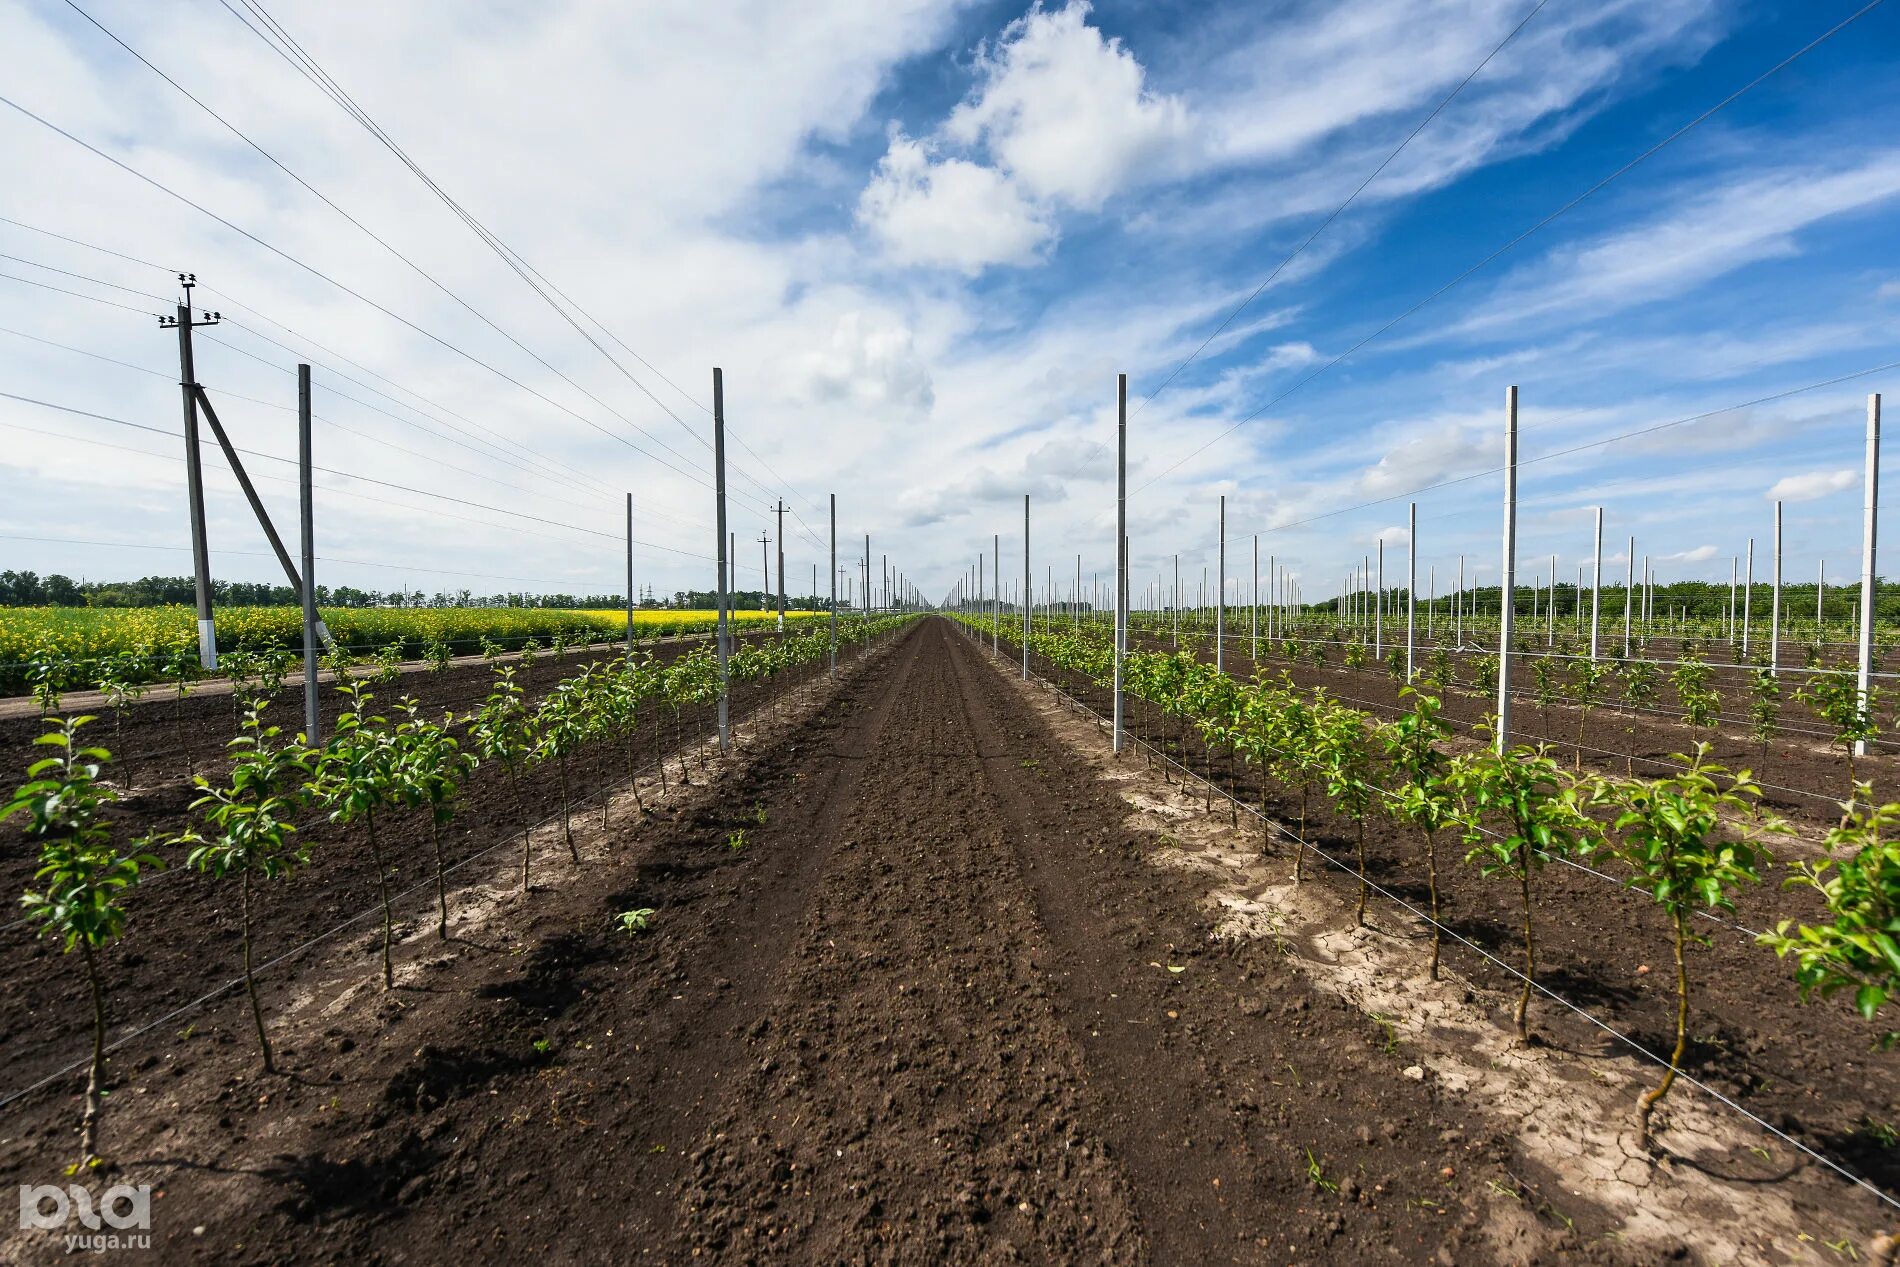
1590;507;1603;661
1625;539;1635;657
1023;495;1031;680
1216;496;1226;674
1497;386;1519;755
1771;500;1783;674
1857;394;1882;757
1547;553;1556;646
1114;373;1127;754
298;364;319;742
1744;538;1754;658
1456;554;1464;647
1375;539;1384;658
712;368;730;753
1406;501;1416;681
829;494;837;675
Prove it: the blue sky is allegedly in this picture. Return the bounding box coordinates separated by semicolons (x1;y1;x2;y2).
2;0;1897;608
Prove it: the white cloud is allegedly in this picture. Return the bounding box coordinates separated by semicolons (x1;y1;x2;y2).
785;308;935;415
1451;152;1900;336
944;2;1192;211
1767;468;1858;503
1660;545;1718;562
1879;279;1900;302
856;134;1054;273
1354;423;1494;496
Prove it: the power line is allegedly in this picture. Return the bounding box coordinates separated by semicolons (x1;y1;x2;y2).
0;390;713;558
1129;0;1890;498
0;212;178;275
0;532;620;589
58;0;728;490
209;0;827;541
0;225;661;509
0;241;626;504
0;90;748;498
0;267;165;318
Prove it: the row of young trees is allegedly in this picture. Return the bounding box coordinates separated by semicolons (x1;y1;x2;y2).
6;615;909;1170
1154;623;1885;802
967;615;1899;1152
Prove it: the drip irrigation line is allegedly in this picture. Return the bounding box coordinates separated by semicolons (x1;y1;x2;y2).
1005;643;1900;1214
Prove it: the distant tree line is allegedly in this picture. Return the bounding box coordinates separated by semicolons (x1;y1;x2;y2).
0;571;855;611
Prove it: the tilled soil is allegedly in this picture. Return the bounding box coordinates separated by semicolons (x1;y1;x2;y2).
1009;628;1900;1214
0;617;1568;1265
0;630;831;1111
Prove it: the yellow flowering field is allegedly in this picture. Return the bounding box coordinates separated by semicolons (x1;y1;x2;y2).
0;605;819;693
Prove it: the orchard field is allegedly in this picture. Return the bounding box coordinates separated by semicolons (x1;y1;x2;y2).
5;613;1897;1264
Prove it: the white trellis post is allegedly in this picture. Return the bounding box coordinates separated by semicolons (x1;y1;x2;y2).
1497;386;1519;755
1624;538;1635;657
1590;507;1603;661
1771;500;1783;675
1857;394;1881;758
1217;496;1227;674
1406;501;1417;681
1743;537;1755;658
1375;539;1384;657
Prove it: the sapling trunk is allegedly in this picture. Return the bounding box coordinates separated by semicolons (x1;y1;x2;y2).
241;870;275;1072
1422;826;1442;980
1514;850;1535;1042
657;715;669;793
508;762;532;894
80;940;106;1168
175;687;193;779
1637;908;1691;1150
623;734;643;813
1354;817;1368;926
429;813;449;940
1575;711;1587;773
367;807;394;990
555;751;580;862
113;708;131;791
1294;786;1309;883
